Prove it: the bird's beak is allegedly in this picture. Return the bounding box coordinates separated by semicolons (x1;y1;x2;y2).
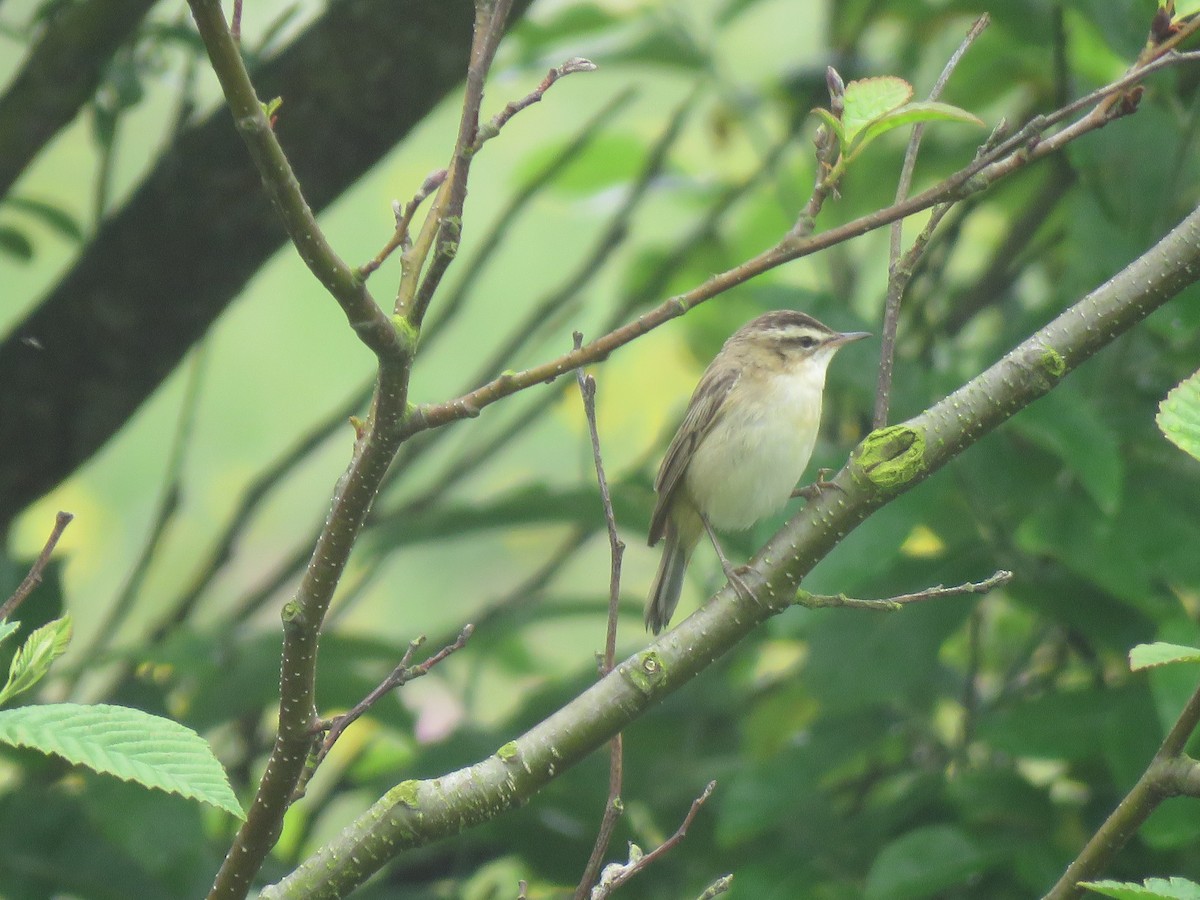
832;330;871;347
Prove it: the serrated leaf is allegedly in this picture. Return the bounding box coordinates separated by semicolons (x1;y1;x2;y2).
1157;371;1200;462
1081;876;1200;899
0;703;244;818
849;100;985;158
0;615;72;706
1129;642;1200;671
842;76;913;145
0;621;19;646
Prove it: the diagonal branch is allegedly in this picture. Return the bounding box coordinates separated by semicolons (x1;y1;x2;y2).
0;511;73;621
401;49;1200;442
187;0;399;360
262;188;1200;900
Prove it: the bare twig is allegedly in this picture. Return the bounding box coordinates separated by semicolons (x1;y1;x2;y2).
264;177;1200;900
0;511;73;621
424;87;636;349
590;781;717;899
797;570;1012;612
1044;676;1200;900
230;0;243;45
358;169;448;279
473;57;597;153
573;332;628;900
402;50;1200;443
875;13;989;429
188;0;401;360
795;65;846;234
573;335;624;676
293;624;475;798
399;0;515;327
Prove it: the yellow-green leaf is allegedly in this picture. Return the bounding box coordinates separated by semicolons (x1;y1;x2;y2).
1157;370;1200;462
842;76;912;145
1129;642;1200;672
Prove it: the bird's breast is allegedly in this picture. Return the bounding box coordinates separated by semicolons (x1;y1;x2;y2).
685;369;825;530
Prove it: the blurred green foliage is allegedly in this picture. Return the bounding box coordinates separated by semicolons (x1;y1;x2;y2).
2;0;1200;897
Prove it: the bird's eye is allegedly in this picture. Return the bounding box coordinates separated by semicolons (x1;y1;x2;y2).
797;335;816;349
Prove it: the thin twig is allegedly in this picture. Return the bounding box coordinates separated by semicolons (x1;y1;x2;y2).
473;57;597;154
1043;675;1200;900
207;93;761;639
294;624;475;798
230;0;243;45
423;87;636;349
573;331;628;900
358;169;448;279
188;0;401;360
403;50;1200;443
399;0;515;327
797;570;1012;612
795;65;846;235
875;13;989;429
0;511;74;621
590;781;717;899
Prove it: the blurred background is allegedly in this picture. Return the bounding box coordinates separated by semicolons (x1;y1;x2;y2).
2;0;1200;897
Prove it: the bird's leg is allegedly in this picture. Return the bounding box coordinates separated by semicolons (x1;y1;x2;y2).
792;467;844;502
701;515;756;602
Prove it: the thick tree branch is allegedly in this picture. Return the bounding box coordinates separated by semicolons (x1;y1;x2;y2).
0;0;156;204
196;1;529;894
187;0;397;359
261;195;1200;900
0;0;534;532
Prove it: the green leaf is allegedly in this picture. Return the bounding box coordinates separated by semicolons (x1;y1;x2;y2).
1012;387;1124;515
3;195;84;242
841;76;913;146
0;621;19;646
0;615;72;706
1130;642;1200;671
864;825;989;900
1081;876;1200;899
1157;371;1200;462
849;100;984;157
0;224;34;261
0;703;243;818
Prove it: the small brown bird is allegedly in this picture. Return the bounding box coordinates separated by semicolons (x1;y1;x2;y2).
645;311;869;633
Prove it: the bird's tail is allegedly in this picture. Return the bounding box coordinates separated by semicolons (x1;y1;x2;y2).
645;526;692;634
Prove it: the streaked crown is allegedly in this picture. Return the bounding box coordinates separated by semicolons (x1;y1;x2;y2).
727;310;867;359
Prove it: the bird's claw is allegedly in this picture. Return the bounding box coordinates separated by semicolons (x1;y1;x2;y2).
792;468;844;501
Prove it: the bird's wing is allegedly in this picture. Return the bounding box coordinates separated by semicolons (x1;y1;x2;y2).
648;366;740;546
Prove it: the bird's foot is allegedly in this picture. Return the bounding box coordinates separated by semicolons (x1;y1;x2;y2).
792;468;844;502
720;560;758;604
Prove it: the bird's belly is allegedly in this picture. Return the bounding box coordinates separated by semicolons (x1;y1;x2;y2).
685;375;822;530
